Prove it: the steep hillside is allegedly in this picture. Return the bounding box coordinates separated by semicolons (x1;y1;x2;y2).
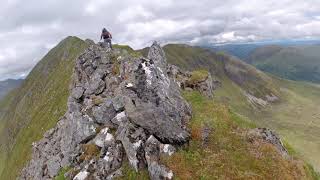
214;73;320;173
0;36;89;179
155;44;320;173
0;79;23;100
247;45;320;83
212;43;261;60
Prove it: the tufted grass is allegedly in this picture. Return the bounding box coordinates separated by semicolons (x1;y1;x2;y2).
54;166;71;180
79;144;101;162
115;162;149;180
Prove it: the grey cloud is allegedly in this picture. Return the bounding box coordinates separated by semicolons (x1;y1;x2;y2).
1;0;320;80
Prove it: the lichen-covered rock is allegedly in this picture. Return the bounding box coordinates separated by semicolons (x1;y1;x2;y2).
20;41;194;180
248;128;288;157
71;86;84;100
92;99;116;124
145;136;174;180
116;122;147;171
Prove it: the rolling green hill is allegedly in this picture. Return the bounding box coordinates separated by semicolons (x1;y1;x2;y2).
0;39;319;179
247;45;320;83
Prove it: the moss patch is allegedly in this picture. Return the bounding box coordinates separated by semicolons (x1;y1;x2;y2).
79;144;100;162
92;96;105;105
112;62;120;76
188;69;209;84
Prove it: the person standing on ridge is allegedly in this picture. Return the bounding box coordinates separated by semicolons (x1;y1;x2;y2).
100;28;112;49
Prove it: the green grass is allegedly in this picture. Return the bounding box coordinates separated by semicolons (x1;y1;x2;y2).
161;91;316;179
54;167;71;180
113;44;142;58
0;36;88;179
115;162;149;180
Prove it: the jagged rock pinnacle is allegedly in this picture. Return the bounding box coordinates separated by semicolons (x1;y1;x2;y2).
20;40;210;180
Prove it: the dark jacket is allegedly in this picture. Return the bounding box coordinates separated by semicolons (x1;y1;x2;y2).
101;31;112;40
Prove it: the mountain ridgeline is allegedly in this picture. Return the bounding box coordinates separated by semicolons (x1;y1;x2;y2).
247;45;320;83
215;43;320;83
0;37;319;179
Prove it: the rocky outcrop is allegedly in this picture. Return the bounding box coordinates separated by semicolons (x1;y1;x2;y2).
187;72;214;97
20;41;197;179
168;65;215;97
247;128;288;157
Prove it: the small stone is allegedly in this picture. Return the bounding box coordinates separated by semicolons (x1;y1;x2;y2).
47;155;61;177
201;123;213;147
111;112;127;125
71;86;84;100
125;83;134;88
112;96;125;112
93;127;114;148
161;144;176;156
73;170;89;180
92;100;116;124
90;78;105;95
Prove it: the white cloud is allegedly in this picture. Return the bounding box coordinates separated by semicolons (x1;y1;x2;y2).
117;6;154;23
84;0;112;15
0;0;320;80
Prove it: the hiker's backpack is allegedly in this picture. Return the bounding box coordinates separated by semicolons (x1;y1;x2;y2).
102;31;111;39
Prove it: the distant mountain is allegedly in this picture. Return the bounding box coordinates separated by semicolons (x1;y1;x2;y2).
211;39;320;60
0;79;23;99
247;45;320;83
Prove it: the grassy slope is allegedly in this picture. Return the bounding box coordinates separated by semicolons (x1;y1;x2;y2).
160;44;320;174
0;36;88;179
214;74;320;172
248;45;320;83
261;77;320;172
163;91;317;179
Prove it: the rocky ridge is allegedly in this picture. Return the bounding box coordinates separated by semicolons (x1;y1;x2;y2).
19;40;291;180
20;41;213;180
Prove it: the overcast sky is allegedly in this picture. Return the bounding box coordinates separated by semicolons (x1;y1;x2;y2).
1;0;320;80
